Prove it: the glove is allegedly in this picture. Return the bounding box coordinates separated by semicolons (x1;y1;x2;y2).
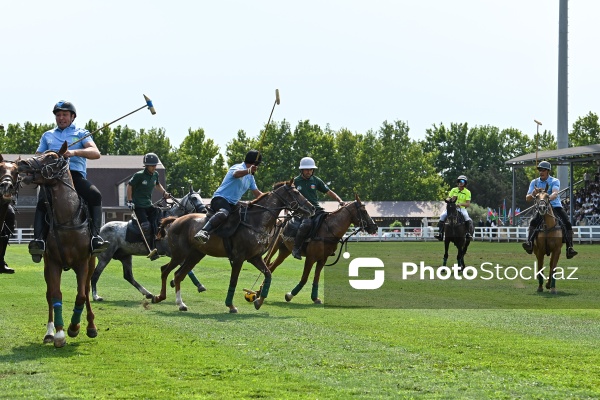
163;191;171;199
127;201;135;210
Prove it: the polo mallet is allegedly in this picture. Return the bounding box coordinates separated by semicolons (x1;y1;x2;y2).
131;211;159;260
534;119;542;166
69;94;156;148
257;89;280;151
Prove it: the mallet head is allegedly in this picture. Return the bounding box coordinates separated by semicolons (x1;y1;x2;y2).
534;119;542;126
144;94;156;115
275;89;280;105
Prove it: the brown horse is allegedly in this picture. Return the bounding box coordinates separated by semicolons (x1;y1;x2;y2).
262;194;378;304
531;188;563;294
153;180;315;313
442;196;472;271
0;155;19;272
17;142;97;347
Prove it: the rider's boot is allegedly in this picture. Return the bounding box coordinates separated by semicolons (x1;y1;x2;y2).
465;220;473;239
434;220;445;241
566;230;578;259
28;208;47;263
194;209;229;244
0;235;14;274
522;223;536;254
292;219;312;260
90;205;110;255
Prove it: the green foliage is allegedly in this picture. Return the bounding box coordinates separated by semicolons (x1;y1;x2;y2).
389;220;403;227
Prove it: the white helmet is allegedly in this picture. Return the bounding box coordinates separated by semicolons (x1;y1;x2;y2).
299;157;318;169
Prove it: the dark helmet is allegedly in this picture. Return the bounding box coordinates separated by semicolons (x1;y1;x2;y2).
537;161;551;171
457;175;468;185
244;150;262;165
143;153;161;166
53;100;77;117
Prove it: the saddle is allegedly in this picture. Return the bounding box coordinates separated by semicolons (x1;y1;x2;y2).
125;207;166;244
204;203;245;239
283;211;329;242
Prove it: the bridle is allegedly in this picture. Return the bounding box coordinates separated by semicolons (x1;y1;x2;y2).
22;151;72;189
341;201;376;232
254;184;314;218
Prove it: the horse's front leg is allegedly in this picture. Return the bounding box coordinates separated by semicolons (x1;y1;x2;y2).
121;256;154;300
535;253;545;293
170;252;204;312
443;239;450;266
44;264;66;348
247;255;272;311
286;257;315;303
85;257;98;338
546;250;560;294
310;259;326;304
152;261;176;304
225;260;244;314
67;263;90;339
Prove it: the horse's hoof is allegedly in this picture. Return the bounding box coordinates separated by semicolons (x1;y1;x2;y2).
54;331;66;348
170;280;175;288
178;304;188;311
151;296;161;304
545;283;551;290
537;287;544;293
92;295;104;302
87;328;98;338
228;306;238;314
67;324;80;338
313;298;323;304
285;293;294;302
550;288;557;294
196;284;207;293
43;335;54;344
254;297;264;310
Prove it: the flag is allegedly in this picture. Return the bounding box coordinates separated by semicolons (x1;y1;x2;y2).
515;207;521;215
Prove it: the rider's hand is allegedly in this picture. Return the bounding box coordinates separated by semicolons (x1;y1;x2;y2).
163;191;171;199
127;200;135;210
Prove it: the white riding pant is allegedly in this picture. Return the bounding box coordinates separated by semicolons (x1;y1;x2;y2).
439;208;471;222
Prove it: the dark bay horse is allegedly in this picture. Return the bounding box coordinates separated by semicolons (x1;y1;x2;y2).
153;180;315;313
91;187;207;301
262;194;378;304
0;155;19;272
442;196;473;270
531;188;563;294
17;142;97;347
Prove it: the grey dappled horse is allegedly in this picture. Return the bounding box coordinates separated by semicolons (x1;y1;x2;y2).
91;187;207;301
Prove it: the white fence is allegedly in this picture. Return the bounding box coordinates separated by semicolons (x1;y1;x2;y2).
345;226;600;244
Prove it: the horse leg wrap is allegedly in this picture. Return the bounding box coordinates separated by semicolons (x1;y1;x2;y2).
225;286;236;307
260;275;271;298
291;282;305;296
71;303;84;325
52;298;64;328
311;284;319;300
187;271;200;286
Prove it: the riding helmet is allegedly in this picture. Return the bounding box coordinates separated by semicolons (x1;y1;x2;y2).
457;175;468;185
244;150;262;165
299;157;318;170
537;161;551;171
53;100;77;117
143;153;161;166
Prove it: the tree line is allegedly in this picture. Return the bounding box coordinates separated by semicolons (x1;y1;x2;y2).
2;111;599;214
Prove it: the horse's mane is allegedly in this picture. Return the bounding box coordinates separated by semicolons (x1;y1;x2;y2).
156;216;178;239
248;181;292;205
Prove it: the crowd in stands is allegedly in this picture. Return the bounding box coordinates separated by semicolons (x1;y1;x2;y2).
568;172;600;225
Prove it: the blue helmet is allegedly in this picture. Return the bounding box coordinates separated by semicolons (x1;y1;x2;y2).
53;100;76;117
537;161;551;171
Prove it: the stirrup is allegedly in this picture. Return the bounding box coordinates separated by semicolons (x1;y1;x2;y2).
29;240;45;263
434;234;443;241
465;233;472;239
194;230;210;244
522;241;533;254
91;236;109;255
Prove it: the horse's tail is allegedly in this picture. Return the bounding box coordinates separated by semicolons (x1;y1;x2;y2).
156;216;178;239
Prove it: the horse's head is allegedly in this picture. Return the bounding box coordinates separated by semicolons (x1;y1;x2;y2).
0;155;19;204
345;193;378;234
271;179;315;217
178;187;206;214
445;196;459;217
533;188;551;217
17;141;70;186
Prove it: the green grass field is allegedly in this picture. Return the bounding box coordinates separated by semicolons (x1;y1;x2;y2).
0;242;599;399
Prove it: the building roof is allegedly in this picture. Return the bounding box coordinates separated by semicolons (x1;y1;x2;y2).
319;201;446;218
505;144;600;167
2;154;165;170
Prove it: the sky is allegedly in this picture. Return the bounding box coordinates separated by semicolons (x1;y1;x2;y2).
2;1;599;153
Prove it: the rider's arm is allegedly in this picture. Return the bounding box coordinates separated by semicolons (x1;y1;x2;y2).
65;141;100;160
156;182;169;198
251;188;263;198
326;190;343;204
126;184;133;202
459;200;471;208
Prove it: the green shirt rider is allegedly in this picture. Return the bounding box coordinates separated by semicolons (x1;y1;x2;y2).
292;157;344;260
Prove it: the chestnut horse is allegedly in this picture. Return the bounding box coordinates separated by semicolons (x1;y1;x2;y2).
17;142;97;347
531;188;563;294
262;194;378;304
153;180;315;313
442;196;472;271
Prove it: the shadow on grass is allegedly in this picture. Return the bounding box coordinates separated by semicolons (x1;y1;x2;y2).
0;341;85;363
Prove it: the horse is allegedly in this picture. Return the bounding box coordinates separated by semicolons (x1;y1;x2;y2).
261;194;378;304
0;155;19;270
91;186;207;302
17;141;97;348
531;187;563;294
153;180;315;313
442;196;473;271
